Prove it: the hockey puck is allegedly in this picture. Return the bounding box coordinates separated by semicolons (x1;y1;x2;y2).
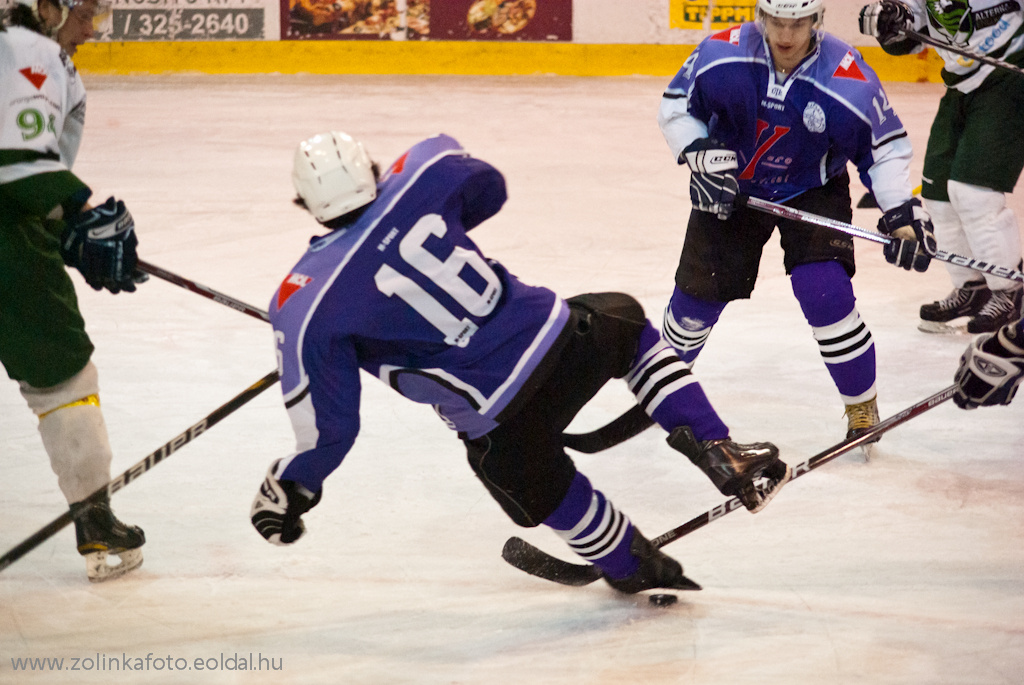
648;593;678;607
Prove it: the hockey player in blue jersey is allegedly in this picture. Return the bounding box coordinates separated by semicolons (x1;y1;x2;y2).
250;131;791;593
657;0;936;443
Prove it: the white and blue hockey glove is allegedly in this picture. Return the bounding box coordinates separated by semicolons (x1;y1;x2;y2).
859;0;914;45
251;460;322;546
954;322;1024;409
681;138;739;221
878;198;936;272
60;197;145;294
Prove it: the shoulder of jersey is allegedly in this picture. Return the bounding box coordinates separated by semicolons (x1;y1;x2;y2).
816;33;875;87
702;23;754;53
6;27;76;83
378;133;465;184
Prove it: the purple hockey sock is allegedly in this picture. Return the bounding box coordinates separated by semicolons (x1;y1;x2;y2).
544;472;638;580
627;322;729;441
791;262;876;401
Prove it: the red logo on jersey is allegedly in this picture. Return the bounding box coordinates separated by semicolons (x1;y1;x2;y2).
389;152;409;176
19;67;47;90
276;273;313;310
833;51;867;81
710;26;742;45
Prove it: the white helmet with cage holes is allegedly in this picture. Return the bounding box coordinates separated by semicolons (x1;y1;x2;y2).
757;0;824;23
292;131;378;224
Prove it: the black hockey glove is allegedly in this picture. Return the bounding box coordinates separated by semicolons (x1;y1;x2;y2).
681;138;739;221
954;322;1024;409
60;197;145;294
878;198;936;272
859;0;914;45
250;460;323;546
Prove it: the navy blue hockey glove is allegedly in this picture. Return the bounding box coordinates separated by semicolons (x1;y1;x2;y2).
878;198;936;272
681;138;739;221
859;0;914;45
251;460;323;546
954;323;1024;409
60;197;145;294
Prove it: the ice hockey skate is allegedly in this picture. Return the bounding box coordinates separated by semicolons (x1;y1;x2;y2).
845;396;880;460
603;528;701;594
918;280;991;334
70;496;145;582
667;427;790;513
967;285;1023;334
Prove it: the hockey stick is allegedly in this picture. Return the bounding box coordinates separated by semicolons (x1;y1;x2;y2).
0;370;281;574
138;259;651;453
563;405;656;453
903;29;1024;78
136;259;270;323
739;196;1024;284
502;384;956;586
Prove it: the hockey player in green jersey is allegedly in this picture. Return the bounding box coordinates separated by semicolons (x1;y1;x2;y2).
860;0;1024;333
1;0;147;581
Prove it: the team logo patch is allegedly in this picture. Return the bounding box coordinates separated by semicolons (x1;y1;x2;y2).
680;317;707;332
803;101;826;133
19;67;47;90
276;273;313;310
833;51;867;81
710;26;742;45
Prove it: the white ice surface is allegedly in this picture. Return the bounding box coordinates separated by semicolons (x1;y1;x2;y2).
1;76;1022;684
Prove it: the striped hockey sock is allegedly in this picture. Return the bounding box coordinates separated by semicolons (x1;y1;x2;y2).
544;472;637;579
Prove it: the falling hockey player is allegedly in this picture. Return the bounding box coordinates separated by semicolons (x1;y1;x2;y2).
656;0;936;445
0;0;147;580
860;0;1024;334
250;131;791;593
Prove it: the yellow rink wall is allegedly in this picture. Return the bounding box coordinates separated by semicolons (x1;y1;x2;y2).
75;40;946;83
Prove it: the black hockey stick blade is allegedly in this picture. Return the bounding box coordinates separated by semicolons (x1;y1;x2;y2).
0;370;281;574
562;405;655;454
502;537;603;586
503;385;956;586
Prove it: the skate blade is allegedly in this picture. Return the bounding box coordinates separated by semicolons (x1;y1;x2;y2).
84;548;144;583
860;442;878;462
744;464;793;514
918;319;969;335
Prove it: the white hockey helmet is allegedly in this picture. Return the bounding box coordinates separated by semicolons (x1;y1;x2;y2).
756;0;824;23
292;131;377;224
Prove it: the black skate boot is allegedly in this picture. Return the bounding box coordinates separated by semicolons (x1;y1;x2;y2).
603;527;701;594
668;426;790;513
967;285;1023;334
919;280;991;334
70;495;145;582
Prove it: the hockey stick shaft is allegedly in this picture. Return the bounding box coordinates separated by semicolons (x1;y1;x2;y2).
136;259;270;323
741;196;1024;284
502;385;956;585
0;370;281;574
903;29;1024;78
648;384;955;548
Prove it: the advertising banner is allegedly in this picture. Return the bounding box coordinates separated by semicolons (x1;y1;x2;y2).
281;0;428;41
107;0;277;41
669;0;756;30
431;0;571;41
